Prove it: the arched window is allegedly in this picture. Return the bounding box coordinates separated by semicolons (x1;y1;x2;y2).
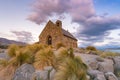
47;35;52;45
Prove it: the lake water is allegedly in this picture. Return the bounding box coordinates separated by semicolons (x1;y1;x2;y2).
106;49;120;53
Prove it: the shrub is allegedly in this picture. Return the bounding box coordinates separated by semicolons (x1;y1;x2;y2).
9;48;34;67
0;59;8;67
86;46;97;51
7;44;20;58
26;44;48;54
100;51;120;58
56;42;65;49
34;47;55;70
54;56;88;80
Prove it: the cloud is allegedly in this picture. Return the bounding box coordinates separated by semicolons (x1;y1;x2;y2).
119;33;120;36
28;0;95;24
75;15;120;42
11;31;34;43
28;0;120;47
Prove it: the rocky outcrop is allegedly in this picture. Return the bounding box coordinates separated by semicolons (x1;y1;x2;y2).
97;59;114;73
13;63;35;80
113;56;120;78
105;72;118;80
88;70;106;80
75;53;119;80
32;66;56;80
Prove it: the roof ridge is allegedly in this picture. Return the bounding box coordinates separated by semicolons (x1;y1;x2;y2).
62;28;77;41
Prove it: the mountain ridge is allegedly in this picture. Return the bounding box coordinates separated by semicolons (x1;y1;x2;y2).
0;37;26;45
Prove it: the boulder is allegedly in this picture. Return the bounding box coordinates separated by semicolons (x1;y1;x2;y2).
13;63;35;80
0;53;9;60
50;69;56;80
96;57;104;62
32;66;56;80
113;57;120;77
88;59;98;70
105;72;118;80
97;59;114;73
88;70;106;80
32;70;48;80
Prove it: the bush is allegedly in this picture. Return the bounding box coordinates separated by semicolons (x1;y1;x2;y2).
86;46;97;51
26;44;48;54
54;56;88;80
8;48;34;67
56;42;65;49
100;51;120;58
7;44;20;58
34;47;55;70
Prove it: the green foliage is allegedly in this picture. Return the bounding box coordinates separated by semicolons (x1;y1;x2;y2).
56;42;65;49
100;51;120;58
86;46;97;51
7;44;20;58
54;56;88;80
34;47;55;69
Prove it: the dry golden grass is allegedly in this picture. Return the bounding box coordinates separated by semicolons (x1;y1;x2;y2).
56;42;65;49
34;47;55;70
54;56;88;80
100;51;120;58
7;44;20;58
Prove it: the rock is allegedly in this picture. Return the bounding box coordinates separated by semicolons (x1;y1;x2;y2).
105;72;118;80
88;59;98;70
32;70;48;80
50;69;56;80
97;59;114;73
86;75;91;80
0;53;9;60
13;63;35;80
96;57;104;62
44;66;53;71
113;57;120;77
88;70;106;80
32;67;56;80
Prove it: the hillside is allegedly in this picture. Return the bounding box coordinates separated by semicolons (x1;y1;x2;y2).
0;37;26;45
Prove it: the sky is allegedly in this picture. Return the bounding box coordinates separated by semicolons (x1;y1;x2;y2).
0;0;120;48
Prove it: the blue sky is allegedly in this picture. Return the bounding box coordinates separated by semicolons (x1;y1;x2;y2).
0;0;120;48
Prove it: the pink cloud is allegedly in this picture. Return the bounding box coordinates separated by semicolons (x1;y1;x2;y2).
28;0;95;24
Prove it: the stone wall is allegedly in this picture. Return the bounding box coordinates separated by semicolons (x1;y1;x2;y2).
39;20;77;48
62;35;77;48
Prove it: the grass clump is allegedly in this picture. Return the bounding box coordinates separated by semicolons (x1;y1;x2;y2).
54;48;88;80
26;43;47;54
56;42;65;49
86;46;97;51
7;44;20;58
34;47;55;70
100;51;120;58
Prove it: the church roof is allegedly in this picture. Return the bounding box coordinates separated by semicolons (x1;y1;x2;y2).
62;29;77;41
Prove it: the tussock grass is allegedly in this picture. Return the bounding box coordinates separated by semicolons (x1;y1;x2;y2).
34;47;55;70
56;42;65;49
7;44;19;58
100;51;120;58
26;43;48;54
54;56;88;80
0;43;88;80
86;46;97;51
54;47;88;80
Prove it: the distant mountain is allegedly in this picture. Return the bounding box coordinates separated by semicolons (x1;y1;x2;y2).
0;37;26;45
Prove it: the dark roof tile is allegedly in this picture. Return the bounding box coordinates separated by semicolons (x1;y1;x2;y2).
62;29;77;41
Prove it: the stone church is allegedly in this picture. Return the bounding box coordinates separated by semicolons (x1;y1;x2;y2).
39;20;77;48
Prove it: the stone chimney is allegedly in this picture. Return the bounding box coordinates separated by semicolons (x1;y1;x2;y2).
56;20;62;28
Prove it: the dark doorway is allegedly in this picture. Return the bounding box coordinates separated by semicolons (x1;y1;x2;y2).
47;35;52;45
